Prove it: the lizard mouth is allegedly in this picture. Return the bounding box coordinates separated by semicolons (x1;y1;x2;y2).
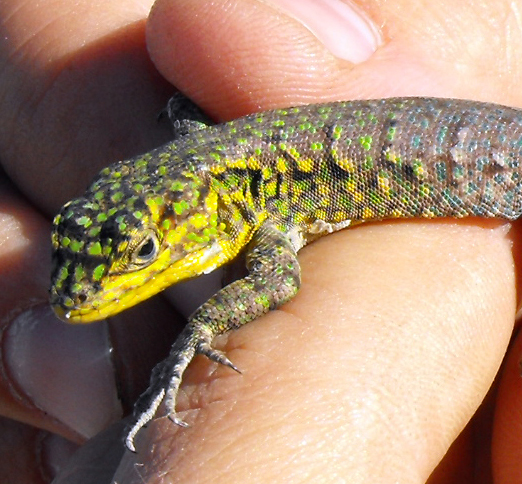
49;242;228;324
49;262;176;324
50;289;142;323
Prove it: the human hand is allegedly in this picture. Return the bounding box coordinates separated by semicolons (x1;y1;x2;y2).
2;0;522;483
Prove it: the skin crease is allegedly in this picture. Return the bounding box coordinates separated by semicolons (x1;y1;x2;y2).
1;0;522;482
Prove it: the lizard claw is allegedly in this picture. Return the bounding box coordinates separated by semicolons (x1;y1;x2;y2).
125;330;242;452
198;342;242;373
125;389;166;452
125;353;188;452
125;382;191;452
169;414;189;427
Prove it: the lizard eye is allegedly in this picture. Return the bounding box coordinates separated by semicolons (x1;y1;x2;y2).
130;232;159;267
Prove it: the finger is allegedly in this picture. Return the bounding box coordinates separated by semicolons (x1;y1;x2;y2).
147;0;522;117
0;0;172;213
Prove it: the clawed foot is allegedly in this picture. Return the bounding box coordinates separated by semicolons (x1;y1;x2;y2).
124;332;240;452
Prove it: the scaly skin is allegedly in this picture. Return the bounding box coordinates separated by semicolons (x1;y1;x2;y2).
50;97;522;450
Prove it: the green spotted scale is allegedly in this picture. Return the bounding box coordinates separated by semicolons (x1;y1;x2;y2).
50;97;522;451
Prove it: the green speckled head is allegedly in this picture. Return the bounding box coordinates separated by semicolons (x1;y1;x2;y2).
49;150;237;323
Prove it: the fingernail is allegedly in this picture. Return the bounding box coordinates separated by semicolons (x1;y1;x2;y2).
3;305;122;439
261;0;382;63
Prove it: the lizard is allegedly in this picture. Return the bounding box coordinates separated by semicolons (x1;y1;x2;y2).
49;96;522;451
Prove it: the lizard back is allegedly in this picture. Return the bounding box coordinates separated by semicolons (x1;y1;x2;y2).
185;97;522;239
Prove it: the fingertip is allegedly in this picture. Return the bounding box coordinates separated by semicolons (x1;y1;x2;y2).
146;0;383;117
147;0;522;120
2;305;121;442
262;0;382;63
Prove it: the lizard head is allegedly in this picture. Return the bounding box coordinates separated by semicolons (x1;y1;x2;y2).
50;156;238;323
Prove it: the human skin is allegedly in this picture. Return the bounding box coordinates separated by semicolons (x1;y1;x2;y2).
1;0;522;482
